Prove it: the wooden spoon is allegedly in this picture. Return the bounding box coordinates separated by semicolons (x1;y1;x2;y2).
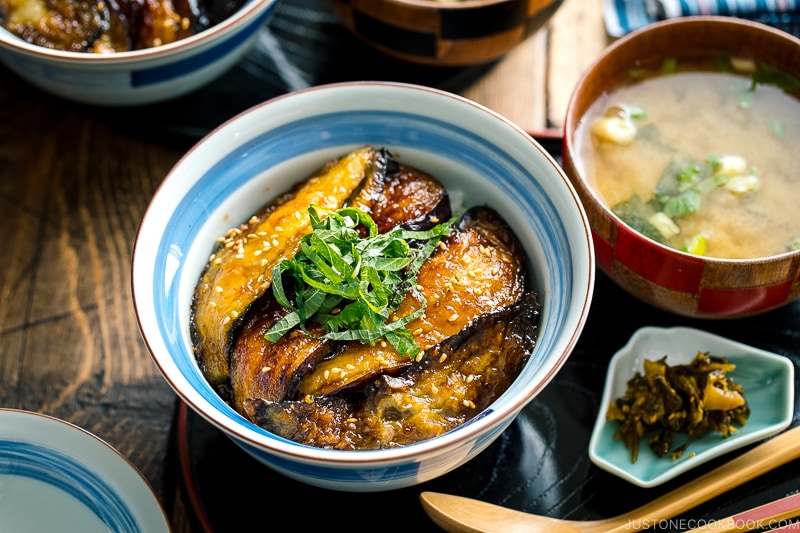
420;424;800;533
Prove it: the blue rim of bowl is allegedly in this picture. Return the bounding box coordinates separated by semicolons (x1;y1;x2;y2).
0;409;169;532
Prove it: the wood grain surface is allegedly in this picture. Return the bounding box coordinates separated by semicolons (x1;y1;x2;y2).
0;71;188;515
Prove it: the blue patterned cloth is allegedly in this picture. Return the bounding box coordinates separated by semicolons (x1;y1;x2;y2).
603;0;800;37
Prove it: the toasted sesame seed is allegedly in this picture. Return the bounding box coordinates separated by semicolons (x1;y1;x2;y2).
214;257;222;265
221;316;231;325
466;374;474;383
272;239;280;247
324;370;330;380
437;241;447;251
412;328;423;336
347;418;357;423
431;384;439;394
346;364;356;370
253;249;262;256
448;313;459;322
208;301;216;307
261;366;271;373
438;353;448;363
215;285;224;293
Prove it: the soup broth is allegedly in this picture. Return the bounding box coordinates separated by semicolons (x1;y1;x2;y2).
574;56;800;259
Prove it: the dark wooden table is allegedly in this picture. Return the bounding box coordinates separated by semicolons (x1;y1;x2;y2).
0;66;186;520
2;0;797;531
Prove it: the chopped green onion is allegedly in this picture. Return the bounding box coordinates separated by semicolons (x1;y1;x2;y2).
660;57;677;74
738;87;755;109
624;105;647;121
724;174;760;197
591;116;637;145
713;155;747;177
683;234;708;256
648;212;681;239
770;120;786;139
612;196;670;245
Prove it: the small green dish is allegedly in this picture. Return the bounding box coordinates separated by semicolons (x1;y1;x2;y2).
589;326;795;488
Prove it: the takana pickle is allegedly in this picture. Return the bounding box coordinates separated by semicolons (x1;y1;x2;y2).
606;351;750;463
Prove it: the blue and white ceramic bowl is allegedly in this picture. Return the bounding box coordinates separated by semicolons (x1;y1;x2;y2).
0;0;276;106
132;81;595;491
0;409;169;532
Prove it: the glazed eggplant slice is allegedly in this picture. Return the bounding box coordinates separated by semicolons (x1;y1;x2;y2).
370;162;451;233
244;291;541;450
297;205;528;398
191;146;387;392
229;297;335;415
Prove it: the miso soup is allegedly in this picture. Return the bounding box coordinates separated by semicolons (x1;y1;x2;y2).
574;56;800;259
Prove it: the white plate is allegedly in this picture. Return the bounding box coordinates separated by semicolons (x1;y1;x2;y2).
0;409;170;533
589;326;795;487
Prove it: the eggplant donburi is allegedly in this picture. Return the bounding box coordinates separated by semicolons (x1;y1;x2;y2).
190;146;542;450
